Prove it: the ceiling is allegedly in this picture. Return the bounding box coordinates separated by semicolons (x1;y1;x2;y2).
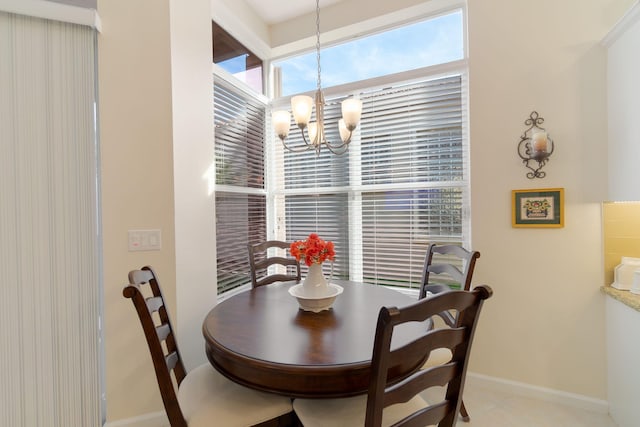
244;0;344;25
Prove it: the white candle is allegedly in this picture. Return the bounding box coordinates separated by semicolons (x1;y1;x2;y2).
531;131;548;153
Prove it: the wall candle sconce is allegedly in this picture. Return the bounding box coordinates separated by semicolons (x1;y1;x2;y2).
517;111;555;179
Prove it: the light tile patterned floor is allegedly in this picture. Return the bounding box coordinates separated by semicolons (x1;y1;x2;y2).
152;380;618;427
422;382;618;427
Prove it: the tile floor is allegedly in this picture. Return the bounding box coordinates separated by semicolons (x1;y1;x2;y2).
153;380;619;427
422;381;618;427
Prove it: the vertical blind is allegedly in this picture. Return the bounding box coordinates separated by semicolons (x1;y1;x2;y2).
0;12;101;426
273;75;468;289
214;75;267;293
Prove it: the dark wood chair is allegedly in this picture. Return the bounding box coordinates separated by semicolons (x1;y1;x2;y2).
292;285;493;427
248;240;301;288
123;266;295;427
420;243;480;297
419;243;480;422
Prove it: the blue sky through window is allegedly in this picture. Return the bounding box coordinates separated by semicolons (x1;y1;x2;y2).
274;11;463;97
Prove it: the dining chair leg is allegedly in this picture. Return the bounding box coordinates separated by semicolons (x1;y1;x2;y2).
460;400;470;422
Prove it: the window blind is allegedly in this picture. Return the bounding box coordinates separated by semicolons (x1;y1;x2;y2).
272;74;467;289
0;12;101;426
214;75;267;293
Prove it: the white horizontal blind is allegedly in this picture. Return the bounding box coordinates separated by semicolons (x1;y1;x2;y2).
268;92;352;279
0;11;101;427
273;74;467;288
361;76;464;288
214;75;267;293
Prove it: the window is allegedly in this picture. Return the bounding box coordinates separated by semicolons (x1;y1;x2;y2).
214;75;267;293
272;74;468;290
272;10;463;96
213;6;468;294
213;21;263;94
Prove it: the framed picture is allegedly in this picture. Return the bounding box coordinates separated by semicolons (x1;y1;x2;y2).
512;188;564;228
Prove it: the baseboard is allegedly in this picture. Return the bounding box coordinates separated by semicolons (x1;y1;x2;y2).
466;372;610;415
103;411;168;427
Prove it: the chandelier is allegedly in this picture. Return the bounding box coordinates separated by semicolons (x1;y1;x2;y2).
272;0;363;155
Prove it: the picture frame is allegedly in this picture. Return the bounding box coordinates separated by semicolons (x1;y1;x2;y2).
512;188;564;228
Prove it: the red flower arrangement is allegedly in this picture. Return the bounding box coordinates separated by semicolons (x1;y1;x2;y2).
290;233;336;267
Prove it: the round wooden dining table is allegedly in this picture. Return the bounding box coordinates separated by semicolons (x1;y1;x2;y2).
202;280;427;398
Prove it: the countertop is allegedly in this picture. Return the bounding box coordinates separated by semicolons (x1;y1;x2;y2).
601;285;640;312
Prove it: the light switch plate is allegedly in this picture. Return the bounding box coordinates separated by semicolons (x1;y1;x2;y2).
128;229;162;251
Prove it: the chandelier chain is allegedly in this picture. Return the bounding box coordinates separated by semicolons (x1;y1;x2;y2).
316;0;322;92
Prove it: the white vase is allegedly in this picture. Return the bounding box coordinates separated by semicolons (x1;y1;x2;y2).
302;262;330;298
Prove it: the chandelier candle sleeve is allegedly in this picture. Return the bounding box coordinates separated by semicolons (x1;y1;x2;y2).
341;98;363;128
273;110;291;139
292;95;313;128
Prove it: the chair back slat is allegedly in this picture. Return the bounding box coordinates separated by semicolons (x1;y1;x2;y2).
385;363;458;408
404;401;453;427
156;323;170;342
123;266;188;427
128;268;155;287
248;240;301;288
388;328;465;368
427;264;463;281
166;351;179;371
364;285;492;427
146;295;164;313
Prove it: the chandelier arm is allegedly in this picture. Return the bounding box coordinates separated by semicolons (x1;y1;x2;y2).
324;141;349;155
279;134;315;153
325;133;351;151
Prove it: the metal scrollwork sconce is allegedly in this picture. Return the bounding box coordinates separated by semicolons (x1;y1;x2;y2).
517;111;554;179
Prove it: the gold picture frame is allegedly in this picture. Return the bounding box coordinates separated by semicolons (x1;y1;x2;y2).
512;188;564;228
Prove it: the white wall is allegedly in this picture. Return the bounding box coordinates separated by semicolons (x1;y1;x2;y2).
170;0;218;371
99;0;216;423
98;0;176;422
467;0;632;400
605;2;640;202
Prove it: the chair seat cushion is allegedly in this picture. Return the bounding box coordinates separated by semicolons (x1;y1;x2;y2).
421;347;453;369
178;363;293;427
293;393;428;427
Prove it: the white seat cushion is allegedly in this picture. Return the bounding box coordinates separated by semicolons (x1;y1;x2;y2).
421;347;453;369
293;393;428;427
178;363;293;427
